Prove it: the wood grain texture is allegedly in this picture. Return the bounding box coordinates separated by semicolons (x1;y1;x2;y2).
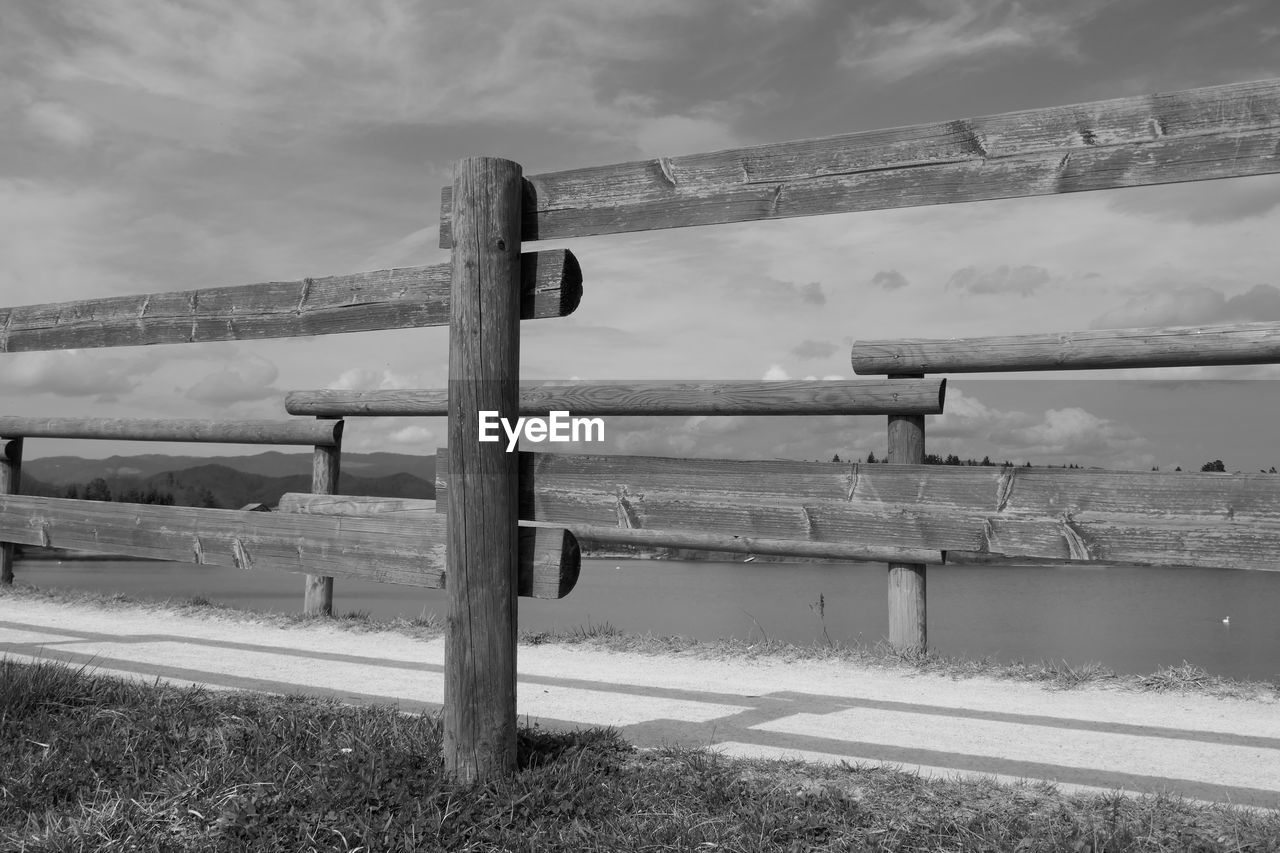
886;379;927;651
0;494;578;597
852;321;1280;374
277;494;580;599
0;438;21;585
303;429;341;616
0;250;580;353
436;451;1280;572
440;79;1280;244
285;379;945;417
0;495;445;585
444;156;524;783
0;417;342;446
279;492;941;564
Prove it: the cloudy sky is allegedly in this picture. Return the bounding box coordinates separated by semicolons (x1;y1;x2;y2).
2;0;1279;471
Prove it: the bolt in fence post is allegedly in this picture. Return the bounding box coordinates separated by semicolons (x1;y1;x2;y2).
304;419;341;616
445;156;523;782
0;437;23;585
886;373;926;652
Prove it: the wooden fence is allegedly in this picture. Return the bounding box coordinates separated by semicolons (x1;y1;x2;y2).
1;76;1279;782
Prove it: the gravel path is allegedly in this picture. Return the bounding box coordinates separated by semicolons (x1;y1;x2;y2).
3;596;1278;809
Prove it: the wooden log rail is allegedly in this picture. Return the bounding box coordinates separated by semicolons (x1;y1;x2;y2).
0;416;342;446
284;378;946;417
440;78;1280;244
436;450;1280;573
852;321;1280;374
279;492;944;564
0;495;579;598
0;250;580;352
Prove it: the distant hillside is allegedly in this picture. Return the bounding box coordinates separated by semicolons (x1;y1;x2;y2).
25;450;436;489
18;452;436;509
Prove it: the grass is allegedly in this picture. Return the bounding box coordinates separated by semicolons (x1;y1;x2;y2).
3;657;1278;852
3;582;1278;702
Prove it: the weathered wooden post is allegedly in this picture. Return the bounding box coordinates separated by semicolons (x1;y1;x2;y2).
444;156;523;781
303;418;341;615
0;437;21;585
886;374;926;651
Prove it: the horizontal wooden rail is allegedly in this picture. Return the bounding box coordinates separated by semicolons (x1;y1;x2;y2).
0;495;579;598
279;492;942;564
436;451;1280;572
285;379;945;417
441;78;1280;244
0;417;343;446
276;494;578;598
852;321;1280;374
0;249;581;353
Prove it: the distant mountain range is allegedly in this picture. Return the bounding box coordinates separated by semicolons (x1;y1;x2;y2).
19;450;436;509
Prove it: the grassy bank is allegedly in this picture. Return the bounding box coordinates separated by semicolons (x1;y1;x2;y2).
3;657;1278;852
4;582;1278;702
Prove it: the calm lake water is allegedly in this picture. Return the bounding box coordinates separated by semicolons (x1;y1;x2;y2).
12;556;1279;682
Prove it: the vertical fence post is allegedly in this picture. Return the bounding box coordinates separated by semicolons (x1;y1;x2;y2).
445;156;523;782
0;437;21;585
304;419;341;616
886;373;926;651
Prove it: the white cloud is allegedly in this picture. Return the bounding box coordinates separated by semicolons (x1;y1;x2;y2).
926;388;1146;465
871;270;909;291
388;425;434;446
632;113;739;158
838;0;1105;82
24;100;93;148
328;368;421;392
761;365;790;380
791;340;839;360
1090;284;1280;329
18;0;733;155
0;351;148;399
946;264;1051;297
185;357;280;406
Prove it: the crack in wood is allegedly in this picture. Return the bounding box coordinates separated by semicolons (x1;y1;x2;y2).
1149;116;1167;138
192;536;205;565
188;291;200;342
770;184;784;213
614;487;641;529
981;519;996;554
297;278;313;313
1060;513;1092;560
947;119;989;158
656;157;678;188
846;464;860;502
995;467;1017;513
231;538;253;570
801;505;816;536
740;155;979;189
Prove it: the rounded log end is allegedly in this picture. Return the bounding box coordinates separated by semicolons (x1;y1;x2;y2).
559;250;583;317
850;348;895;375
284;391;312;416
557;529;582;599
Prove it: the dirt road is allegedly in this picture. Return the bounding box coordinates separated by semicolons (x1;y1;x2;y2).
2;595;1277;809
